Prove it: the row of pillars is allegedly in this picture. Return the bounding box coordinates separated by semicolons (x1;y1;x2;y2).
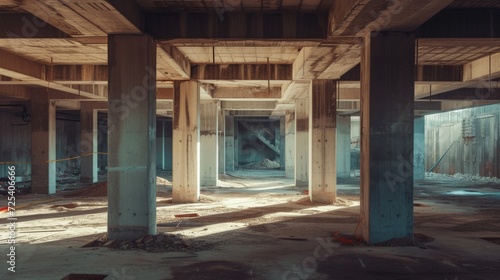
29;32;420;244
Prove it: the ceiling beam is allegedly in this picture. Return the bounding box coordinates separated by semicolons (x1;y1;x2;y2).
0;49;103;98
157;45;191;80
221;100;276;110
0;13;68;38
18;0;105;36
147;12;327;40
418;10;500;38
51;65;108;83
330;0;454;36
211;86;282;99
421;87;500;101
191;64;292;80
416;53;500;99
305;0;453;80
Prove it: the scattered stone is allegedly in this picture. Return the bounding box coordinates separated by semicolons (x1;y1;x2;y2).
242;158;280;169
83;233;216;253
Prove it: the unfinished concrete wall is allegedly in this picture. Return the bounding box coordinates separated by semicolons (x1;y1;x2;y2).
237;119;279;166
0;110;31;178
426;104;500;178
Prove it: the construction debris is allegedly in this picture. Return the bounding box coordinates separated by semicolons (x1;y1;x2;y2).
82;233;215;253
242;158;280;169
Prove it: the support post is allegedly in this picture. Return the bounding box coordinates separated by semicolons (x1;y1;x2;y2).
107;34;157;240
172;81;200;202
225;115;235;171
295;98;309;187
414;117;425;180
80;102;98;183
285;111;295;178
309;80;337;203
279;116;286;170
218;106;225;174
360;32;415;244
31;90;56;194
200;100;218;186
336;115;351;179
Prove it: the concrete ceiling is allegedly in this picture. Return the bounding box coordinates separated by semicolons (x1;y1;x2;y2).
0;0;498;116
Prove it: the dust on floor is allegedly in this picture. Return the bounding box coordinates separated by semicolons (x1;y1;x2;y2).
1;171;499;280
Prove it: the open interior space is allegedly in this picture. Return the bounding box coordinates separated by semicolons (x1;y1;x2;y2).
1;0;500;279
2;171;500;279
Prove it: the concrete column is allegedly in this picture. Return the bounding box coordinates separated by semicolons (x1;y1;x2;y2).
279;116;286;170
285;111;295;178
336;115;351;179
31;91;56;194
172;81;200;203
80;102;98;183
309;80;337;203
200;100;218;186
107;34;157;240
414;117;425;180
295;98;309;187
360;32;415;244
234;118;239;169
162;120;166;170
218;107;225;173
225;115;235;171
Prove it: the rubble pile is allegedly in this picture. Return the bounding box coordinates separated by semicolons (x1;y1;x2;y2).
83;233;215;253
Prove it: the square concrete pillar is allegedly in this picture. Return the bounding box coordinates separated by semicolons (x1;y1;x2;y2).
218;107;225;173
31;91;56;194
80;102;98;183
295;98;309;187
225;115;235;172
336;115;351;179
200;100;218;186
279;116;286;170
414;117;425;180
309;80;337;203
107;34;157;240
285;111;295;178
172;81;200;203
360;32;415;244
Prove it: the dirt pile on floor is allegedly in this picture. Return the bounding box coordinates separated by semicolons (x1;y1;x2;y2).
242;158;280;169
83;233;215;253
156;176;171;186
294;196;354;206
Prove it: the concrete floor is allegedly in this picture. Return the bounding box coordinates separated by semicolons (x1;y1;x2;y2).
1;171;500;280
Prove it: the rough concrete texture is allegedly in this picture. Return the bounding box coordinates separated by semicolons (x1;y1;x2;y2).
2;173;500;279
172;81;200;203
309;80;337;203
295;98;309;187
285;111;295;178
30;92;56;194
360;32;415;245
414;116;425;180
337;115;351;179
200;100;218;186
107;34;157;240
80;104;98;184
